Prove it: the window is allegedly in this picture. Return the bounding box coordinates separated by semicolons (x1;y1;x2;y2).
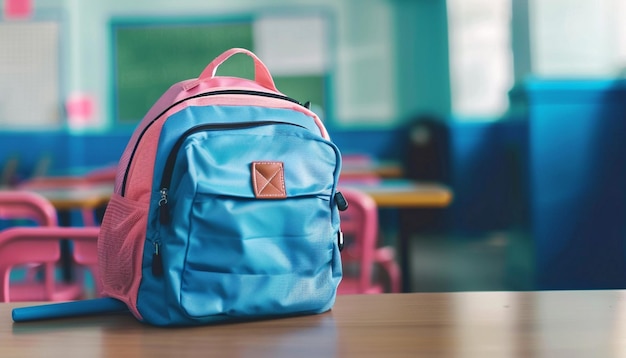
529;0;626;77
447;0;514;119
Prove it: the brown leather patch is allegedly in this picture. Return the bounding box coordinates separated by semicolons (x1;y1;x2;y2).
251;161;287;199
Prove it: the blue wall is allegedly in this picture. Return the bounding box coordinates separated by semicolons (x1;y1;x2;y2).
448;119;529;234
528;79;626;289
0;132;128;180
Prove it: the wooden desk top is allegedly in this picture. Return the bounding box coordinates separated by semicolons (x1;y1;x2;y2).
341;160;404;179
23;183;114;211
16;176;451;211
341;179;453;208
4;290;626;357
17;178;114;211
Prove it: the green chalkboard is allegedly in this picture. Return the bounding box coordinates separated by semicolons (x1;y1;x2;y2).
274;75;326;117
113;21;254;123
112;19;327;123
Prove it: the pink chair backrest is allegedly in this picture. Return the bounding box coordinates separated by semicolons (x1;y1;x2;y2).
0;190;58;226
0;226;100;302
338;188;379;293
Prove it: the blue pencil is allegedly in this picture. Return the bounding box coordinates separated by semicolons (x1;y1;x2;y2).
12;297;128;322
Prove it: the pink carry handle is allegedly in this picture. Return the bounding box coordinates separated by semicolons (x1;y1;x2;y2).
198;48;278;91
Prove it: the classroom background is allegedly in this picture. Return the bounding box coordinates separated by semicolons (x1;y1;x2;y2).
2;0;626;292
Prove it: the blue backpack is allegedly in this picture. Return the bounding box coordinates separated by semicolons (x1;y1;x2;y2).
13;48;345;326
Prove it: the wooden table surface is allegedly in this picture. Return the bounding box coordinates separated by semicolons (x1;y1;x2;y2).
23;182;114;211
16;178;451;212
3;290;626;357
344;179;452;208
340;160;404;179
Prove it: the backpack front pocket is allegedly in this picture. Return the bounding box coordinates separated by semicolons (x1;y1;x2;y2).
178;193;337;318
159;127;341;321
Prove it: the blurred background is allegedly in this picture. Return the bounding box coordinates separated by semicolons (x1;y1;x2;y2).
2;0;626;292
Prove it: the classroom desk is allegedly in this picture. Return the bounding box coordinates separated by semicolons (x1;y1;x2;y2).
341;179;453;292
340;160;404;179
18;180;114;212
4;290;626;357
341;178;452;208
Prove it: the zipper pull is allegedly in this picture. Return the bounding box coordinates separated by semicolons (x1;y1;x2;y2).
337;231;344;251
335;191;348;211
152;241;164;276
159;188;170;224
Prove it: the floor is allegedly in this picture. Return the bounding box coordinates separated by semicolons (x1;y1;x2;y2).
403;230;535;292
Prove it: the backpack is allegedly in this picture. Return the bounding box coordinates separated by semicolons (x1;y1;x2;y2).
13;48;345;326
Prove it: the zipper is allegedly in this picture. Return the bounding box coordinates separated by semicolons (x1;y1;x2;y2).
158;120;307;224
120;89;306;197
152;240;163;276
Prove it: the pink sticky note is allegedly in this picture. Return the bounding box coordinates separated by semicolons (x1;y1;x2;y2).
66;93;96;127
4;0;32;19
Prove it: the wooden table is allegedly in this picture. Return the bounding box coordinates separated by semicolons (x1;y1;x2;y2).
17;179;114;212
3;290;626;357
25;183;113;212
341;178;452;208
341;179;453;292
340;159;404;179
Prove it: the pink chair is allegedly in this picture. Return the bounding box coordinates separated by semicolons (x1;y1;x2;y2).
0;190;58;227
0;226;100;302
0;190;59;284
0;191;97;301
337;188;401;294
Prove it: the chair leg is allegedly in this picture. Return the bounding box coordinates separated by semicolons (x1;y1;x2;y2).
375;247;402;293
